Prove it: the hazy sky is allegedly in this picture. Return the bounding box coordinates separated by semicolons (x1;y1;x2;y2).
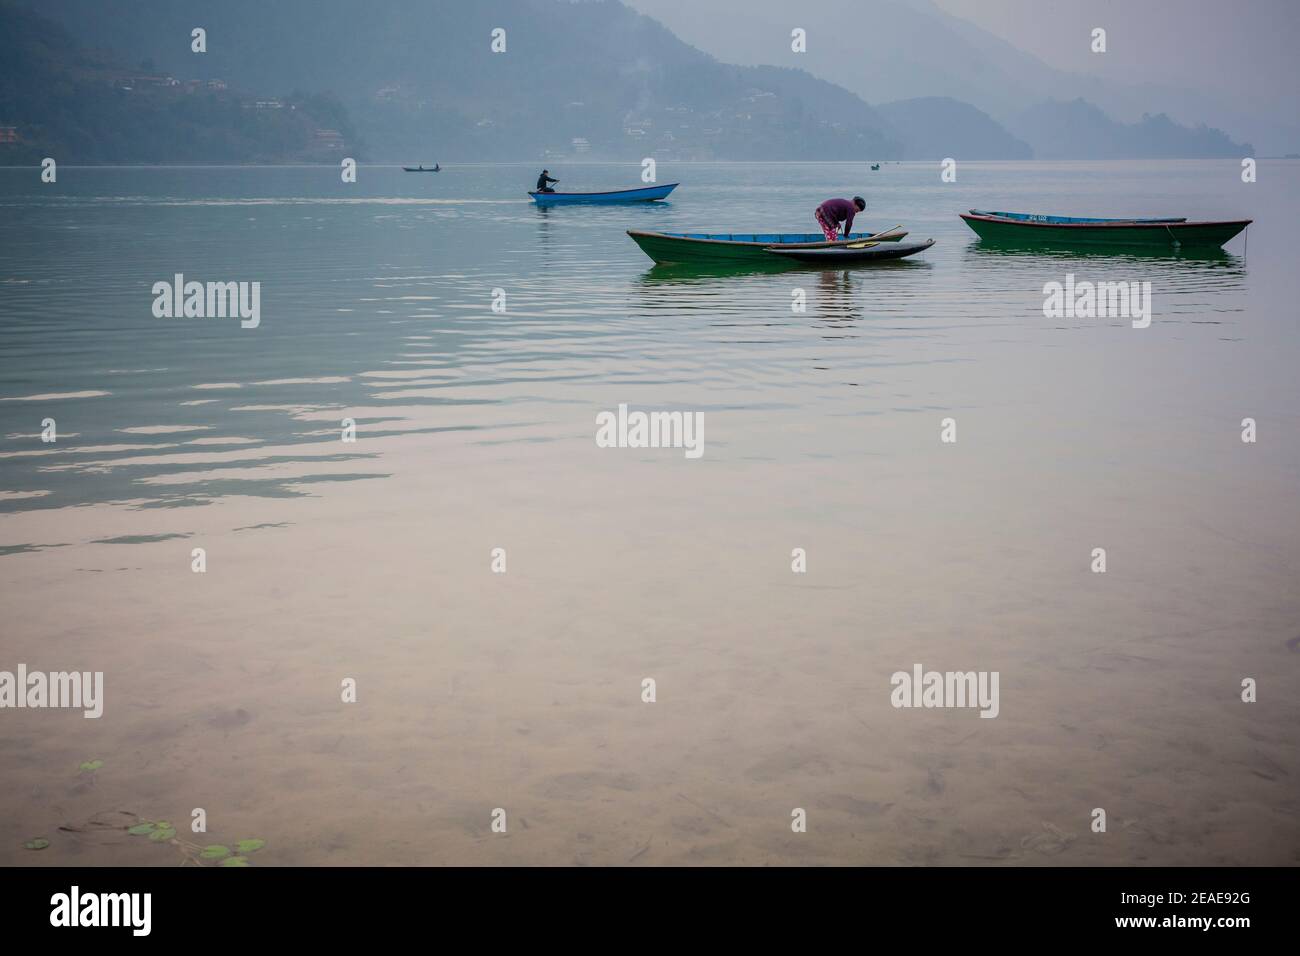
625;0;1299;112
933;0;1297;101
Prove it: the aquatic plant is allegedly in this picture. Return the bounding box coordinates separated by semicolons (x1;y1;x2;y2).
125;819;267;867
59;810;268;867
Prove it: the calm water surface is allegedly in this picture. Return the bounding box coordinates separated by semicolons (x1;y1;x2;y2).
1;162;1297;865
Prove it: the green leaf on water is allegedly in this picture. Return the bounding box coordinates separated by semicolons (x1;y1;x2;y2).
149;827;177;842
220;856;250;867
235;839;265;853
200;845;231;860
127;823;156;836
24;838;50;850
78;760;103;772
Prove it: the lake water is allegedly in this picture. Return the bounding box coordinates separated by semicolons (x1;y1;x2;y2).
1;161;1297;865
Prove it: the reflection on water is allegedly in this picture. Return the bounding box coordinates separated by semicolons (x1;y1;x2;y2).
959;242;1249;326
637;257;934;284
813;270;863;330
964;239;1245;269
0;165;1263;531
1;162;1298;867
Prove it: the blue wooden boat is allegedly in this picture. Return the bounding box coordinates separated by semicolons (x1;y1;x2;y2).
529;183;678;205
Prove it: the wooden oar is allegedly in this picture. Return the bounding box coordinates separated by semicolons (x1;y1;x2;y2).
860;223;904;242
828;224;902;247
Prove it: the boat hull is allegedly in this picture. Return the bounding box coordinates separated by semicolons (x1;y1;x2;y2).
530;183;678;205
627;227;908;264
960;213;1250;249
766;238;934;264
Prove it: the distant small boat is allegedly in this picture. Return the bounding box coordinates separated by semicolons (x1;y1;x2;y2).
871;163;881;170
627;225;908;265
765;238;934;264
529;183;678;205
960;209;1250;249
403;165;439;172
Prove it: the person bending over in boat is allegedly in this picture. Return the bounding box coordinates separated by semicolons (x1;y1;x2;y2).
815;196;866;241
535;170;559;193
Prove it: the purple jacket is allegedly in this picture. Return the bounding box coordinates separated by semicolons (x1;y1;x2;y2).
817;198;858;233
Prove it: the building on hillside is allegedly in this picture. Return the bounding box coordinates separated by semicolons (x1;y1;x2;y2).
314;129;345;150
133;74;179;88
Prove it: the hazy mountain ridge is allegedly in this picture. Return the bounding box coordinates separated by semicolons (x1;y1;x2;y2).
28;0;907;161
625;0;1271;157
929;0;1296;155
1012;98;1252;160
10;0;1252;163
877;97;1031;160
0;2;360;163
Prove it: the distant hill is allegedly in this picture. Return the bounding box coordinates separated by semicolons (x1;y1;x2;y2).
876;97;1031;160
15;0;1248;164
626;0;1288;156
32;0;904;161
1011;98;1253;160
0;2;360;163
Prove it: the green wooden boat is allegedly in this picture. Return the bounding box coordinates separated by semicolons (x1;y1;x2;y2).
960;210;1250;249
627;226;908;265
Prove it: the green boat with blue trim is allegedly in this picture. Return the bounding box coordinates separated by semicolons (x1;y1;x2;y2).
960;209;1251;249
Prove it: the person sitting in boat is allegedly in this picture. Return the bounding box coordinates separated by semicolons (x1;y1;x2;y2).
535;170;559;193
815;196;866;241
